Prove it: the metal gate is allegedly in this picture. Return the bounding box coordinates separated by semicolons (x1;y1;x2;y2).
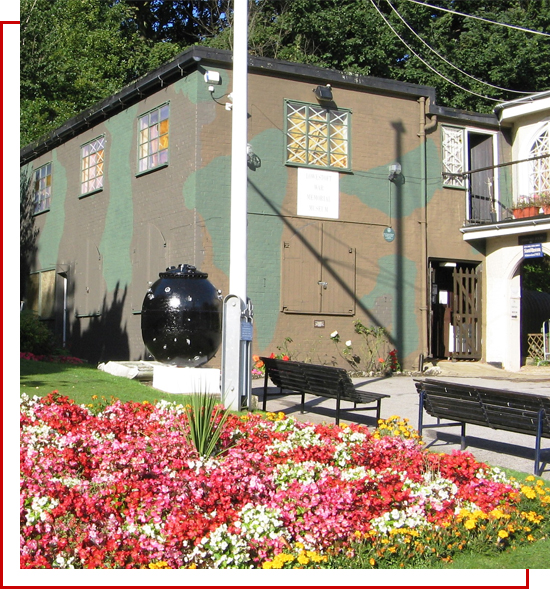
452;267;482;359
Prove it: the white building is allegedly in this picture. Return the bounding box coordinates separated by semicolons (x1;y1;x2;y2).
461;91;550;370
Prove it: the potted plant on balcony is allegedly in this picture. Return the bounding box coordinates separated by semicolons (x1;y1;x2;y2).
512;193;550;218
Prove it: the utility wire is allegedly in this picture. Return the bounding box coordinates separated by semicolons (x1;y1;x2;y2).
387;0;534;95
369;0;501;102
404;0;550;37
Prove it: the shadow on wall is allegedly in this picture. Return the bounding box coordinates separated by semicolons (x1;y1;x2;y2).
20;169;38;298
70;283;130;364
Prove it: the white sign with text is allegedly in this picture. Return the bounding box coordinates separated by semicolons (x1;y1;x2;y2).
297;168;339;219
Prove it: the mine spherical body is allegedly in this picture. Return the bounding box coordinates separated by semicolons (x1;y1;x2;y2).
141;264;222;367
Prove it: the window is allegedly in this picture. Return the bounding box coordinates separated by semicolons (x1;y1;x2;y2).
32;162;52;214
81;136;105;195
286;101;350;170
529;125;549;196
138;104;169;173
442;125;497;223
441;126;465;188
27;270;56;319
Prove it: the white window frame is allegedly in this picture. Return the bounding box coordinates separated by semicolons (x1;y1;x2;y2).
285;100;350;171
80;135;105;196
32;162;52;214
137;103;170;174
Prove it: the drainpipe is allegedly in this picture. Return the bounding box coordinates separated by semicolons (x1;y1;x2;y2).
417;97;429;363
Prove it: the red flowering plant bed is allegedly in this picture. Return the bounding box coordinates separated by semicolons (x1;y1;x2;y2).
20;352;85;365
20;394;550;569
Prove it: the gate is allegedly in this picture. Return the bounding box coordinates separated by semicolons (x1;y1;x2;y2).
452;267;482;359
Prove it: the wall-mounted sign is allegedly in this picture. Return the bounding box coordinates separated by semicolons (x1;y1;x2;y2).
383;227;395;242
523;243;543;258
297;168;339;219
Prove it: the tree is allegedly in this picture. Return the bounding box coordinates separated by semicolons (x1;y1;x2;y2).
21;0;550;146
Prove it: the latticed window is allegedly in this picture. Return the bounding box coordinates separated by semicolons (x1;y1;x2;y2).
32;162;52;214
529;125;550;196
138;103;169;173
286;101;349;170
81;136;105;195
442;126;465;188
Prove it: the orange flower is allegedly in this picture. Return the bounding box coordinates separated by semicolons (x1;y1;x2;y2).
282;355;289;361
378;358;385;363
253;355;260;362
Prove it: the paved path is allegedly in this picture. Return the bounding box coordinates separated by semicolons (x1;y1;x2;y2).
252;361;550;479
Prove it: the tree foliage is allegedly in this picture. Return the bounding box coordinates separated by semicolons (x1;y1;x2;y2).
21;0;550;146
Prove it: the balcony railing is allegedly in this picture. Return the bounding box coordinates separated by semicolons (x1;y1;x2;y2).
461;153;549;225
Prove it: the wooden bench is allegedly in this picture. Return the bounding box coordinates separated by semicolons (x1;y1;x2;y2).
260;357;390;425
414;378;550;475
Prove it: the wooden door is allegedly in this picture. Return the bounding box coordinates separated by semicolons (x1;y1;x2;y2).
452;266;481;359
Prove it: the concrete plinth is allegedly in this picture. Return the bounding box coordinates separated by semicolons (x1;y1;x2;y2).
152;365;221;396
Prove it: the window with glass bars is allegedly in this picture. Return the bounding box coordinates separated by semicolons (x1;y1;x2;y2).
32;162;52;214
81;136;105;195
138;104;170;173
529;125;550;196
286;101;350;170
441;126;465;188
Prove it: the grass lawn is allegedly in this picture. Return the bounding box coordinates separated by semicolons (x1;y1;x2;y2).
19;359;549;569
20;358;192;406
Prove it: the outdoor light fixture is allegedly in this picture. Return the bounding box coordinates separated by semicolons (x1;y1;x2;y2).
204;70;221;84
388;163;402;182
313;84;333;102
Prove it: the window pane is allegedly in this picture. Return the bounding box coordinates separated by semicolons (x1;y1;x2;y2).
138;105;169;172
286;101;349;170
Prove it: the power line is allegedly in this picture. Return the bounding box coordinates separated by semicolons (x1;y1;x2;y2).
369;0;502;102
387;0;535;95
404;0;550;37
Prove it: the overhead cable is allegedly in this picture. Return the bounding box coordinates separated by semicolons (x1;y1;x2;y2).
369;0;501;102
387;0;534;95
404;0;550;37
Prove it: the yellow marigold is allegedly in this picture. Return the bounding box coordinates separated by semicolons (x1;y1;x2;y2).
527;535;535;542
521;486;537;499
498;530;509;539
369;558;376;567
464;519;476;530
262;561;274;569
297;554;310;565
525;475;536;482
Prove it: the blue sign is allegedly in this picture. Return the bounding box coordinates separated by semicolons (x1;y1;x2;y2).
383;227;395;242
523;243;543;258
240;321;253;341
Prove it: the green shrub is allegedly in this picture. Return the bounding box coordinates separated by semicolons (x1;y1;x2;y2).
20;310;56;355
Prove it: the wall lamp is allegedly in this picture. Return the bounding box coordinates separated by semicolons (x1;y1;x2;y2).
388;163;402;182
313;84;333;102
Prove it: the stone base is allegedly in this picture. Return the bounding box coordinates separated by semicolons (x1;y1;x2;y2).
152;365;221;396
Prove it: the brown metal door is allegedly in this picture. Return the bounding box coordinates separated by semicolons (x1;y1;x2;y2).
452;266;481;359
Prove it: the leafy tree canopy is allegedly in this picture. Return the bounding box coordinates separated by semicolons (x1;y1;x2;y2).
21;0;550;146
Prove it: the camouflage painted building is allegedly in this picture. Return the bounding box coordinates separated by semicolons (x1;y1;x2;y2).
20;46;512;369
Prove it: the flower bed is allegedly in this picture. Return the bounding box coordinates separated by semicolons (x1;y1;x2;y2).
20;393;550;569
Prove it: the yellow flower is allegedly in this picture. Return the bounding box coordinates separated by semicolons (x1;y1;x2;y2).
297;554;310;565
369;558;376;567
521;486;537;499
464;519;476;530
525;475;536;482
498;530;509;539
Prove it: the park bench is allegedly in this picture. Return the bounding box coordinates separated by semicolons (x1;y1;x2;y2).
260;357;390;425
414;378;550;475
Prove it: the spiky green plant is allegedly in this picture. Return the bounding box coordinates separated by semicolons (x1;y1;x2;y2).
183;392;230;457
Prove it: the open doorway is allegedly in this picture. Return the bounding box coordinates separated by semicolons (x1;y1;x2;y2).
520;254;550;363
429;260;481;360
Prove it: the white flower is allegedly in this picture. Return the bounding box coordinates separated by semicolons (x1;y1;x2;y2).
330;331;339;339
345;340;352;347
